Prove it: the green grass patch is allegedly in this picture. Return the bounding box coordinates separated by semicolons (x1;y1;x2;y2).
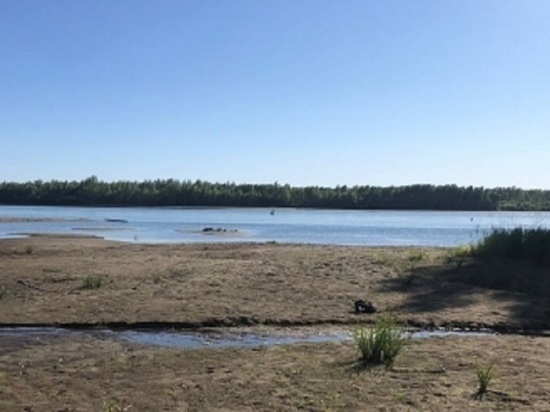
81;275;103;290
353;316;407;368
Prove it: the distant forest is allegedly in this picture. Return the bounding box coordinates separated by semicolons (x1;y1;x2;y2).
1;176;550;211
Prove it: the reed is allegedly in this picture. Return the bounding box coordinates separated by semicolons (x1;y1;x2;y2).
475;227;550;267
353;316;406;368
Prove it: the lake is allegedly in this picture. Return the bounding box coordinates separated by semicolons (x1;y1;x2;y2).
0;205;548;247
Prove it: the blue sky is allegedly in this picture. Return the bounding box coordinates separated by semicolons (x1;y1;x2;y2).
1;1;549;188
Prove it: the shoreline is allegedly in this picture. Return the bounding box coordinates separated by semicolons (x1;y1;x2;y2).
0;217;91;223
0;235;548;409
0;318;549;337
0;235;547;330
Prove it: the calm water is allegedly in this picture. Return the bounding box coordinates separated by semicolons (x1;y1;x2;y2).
0;327;493;350
0;205;548;247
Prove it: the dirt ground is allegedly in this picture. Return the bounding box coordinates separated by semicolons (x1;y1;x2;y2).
1;330;549;411
0;236;549;411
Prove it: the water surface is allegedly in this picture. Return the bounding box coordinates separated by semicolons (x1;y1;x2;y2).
0;205;548;247
0;327;494;350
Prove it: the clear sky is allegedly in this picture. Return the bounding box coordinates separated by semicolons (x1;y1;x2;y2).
1;1;549;189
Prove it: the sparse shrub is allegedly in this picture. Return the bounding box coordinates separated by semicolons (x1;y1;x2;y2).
24;245;34;255
81;275;103;290
353;316;406;368
0;286;6;300
475;363;495;399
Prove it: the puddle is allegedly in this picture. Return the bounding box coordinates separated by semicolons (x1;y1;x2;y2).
407;329;493;339
0;327;69;336
115;328;494;349
115;329;351;349
0;327;495;350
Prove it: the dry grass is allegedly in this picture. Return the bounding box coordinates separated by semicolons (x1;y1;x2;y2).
0;236;549;411
0;237;547;330
0;332;548;411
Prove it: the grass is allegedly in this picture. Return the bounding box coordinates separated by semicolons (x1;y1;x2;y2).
445;245;474;268
475;363;495;399
406;250;425;262
465;228;550;296
353;316;406;368
475;227;550;267
102;399;132;411
2;237;547;328
81;275;103;290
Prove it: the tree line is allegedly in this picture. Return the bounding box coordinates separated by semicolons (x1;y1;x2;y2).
1;176;549;211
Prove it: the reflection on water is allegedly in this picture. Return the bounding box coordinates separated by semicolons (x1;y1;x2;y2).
0;205;549;247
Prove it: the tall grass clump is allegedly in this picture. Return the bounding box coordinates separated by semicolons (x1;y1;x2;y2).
475;363;495;399
475;227;550;267
353;316;406;368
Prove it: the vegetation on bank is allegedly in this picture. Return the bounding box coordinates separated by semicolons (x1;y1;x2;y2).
440;227;550;299
0;230;548;409
1;176;550;210
475;227;550;267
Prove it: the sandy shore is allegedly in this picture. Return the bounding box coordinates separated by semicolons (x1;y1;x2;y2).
0;236;548;410
0;236;547;329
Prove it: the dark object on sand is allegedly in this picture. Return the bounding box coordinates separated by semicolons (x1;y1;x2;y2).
354;300;376;314
105;218;128;223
